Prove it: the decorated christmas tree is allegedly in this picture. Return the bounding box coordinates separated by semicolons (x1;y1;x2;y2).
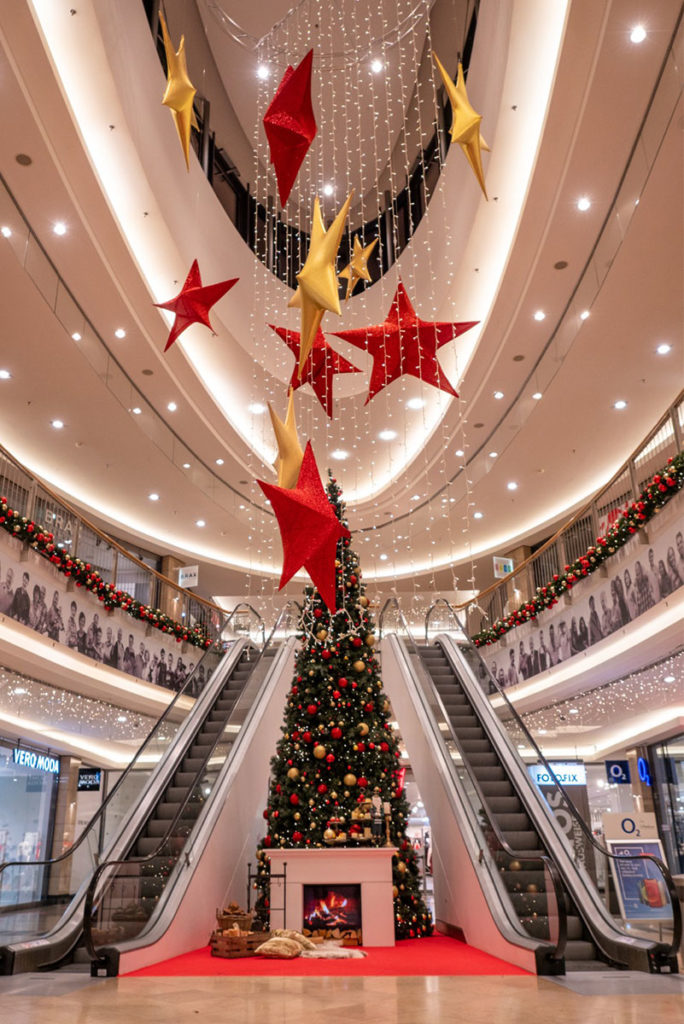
254;473;432;940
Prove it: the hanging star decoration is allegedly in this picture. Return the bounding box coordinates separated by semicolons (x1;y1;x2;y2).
433;52;488;199
268;389;304;488
332;282;478;404
269;324;361;419
155;260;238;351
263;49;317;207
288;191;354;373
258;442;350;610
159;13;197;170
338;235;378;300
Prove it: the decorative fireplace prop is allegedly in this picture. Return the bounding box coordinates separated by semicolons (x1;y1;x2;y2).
303;884;361;933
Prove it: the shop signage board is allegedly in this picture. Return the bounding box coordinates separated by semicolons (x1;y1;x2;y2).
77;768;102;791
605;760;631;784
178;564;199;588
493;555;514;579
606;838;672;922
12;748;60;774
602;812;658;841
529;761;596;882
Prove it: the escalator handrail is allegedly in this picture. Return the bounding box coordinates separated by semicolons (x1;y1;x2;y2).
442;632;683;965
0;630;228;886
222;602;266;645
83;602;300;964
424;598;463;643
380;599;567;962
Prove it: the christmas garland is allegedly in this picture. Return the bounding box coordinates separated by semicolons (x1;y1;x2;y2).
0;497;213;650
472;450;684;648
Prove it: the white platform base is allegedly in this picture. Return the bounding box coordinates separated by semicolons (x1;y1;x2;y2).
267;847;396;947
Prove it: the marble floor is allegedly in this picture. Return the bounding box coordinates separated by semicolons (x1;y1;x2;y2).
1;969;683;1024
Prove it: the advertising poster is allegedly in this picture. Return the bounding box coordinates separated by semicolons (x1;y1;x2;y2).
606;839;673;922
529;762;597;883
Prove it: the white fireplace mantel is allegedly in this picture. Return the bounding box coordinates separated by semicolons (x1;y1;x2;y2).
267;847;396;947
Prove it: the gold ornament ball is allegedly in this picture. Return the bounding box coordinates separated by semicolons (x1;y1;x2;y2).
308;799;315;806
358;722;369;736
331;791;337;799
509;860;521;872
316;629;328;641
383;700;390;712
397;861;407;874
335;560;341;568
294;812;301;821
313;745;326;759
359;596;369;608
344;773;357;787
323;828;335;841
294;743;300;750
344;790;350;797
365;634;375;647
526;883;538;894
353;660;366;673
287;767;300;781
308;670;314;676
392;886;399;898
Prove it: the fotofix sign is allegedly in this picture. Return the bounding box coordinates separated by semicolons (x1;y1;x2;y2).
529;762;597;882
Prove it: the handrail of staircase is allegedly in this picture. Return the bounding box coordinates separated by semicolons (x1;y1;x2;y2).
424;598;463;642
83;602;300;968
449;635;682;970
379;597;567;965
222;602;266;645
0;635;226;895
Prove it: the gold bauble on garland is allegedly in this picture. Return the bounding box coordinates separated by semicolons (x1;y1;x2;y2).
358;722;369;736
509;860;522;872
316;629;328;641
324;828;335;841
313;745;326;759
287;767;300;781
344;773;357;787
294;812;301;821
365;634;375;647
397;861;407;874
392;886;399;898
353;660;366;673
359;596;369;608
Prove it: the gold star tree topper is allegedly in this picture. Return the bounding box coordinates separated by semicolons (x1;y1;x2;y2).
339;236;378;300
288;191;354;372
433;53;488;199
268;389;304;489
160;13;197;170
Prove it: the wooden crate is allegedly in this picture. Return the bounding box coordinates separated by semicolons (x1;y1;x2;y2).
216;909;253;931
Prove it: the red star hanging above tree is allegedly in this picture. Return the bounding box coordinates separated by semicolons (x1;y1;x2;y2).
263;49;317;207
332;282;478;403
269;324;362;419
258;442;350;610
155;260;238;352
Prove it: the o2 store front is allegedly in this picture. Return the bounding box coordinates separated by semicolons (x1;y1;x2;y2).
0;740;60;906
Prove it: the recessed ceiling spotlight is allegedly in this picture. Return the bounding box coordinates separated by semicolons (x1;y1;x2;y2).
532;391;542;400
117;715;128;723
656;342;671;355
114;328;126;339
51;419;64;429
493;390;504;400
1;226;12;238
370;58;384;74
568;707;579;715
131;406;142;415
630;24;647;44
0;369;11;380
196;519;206;527
406;397;424;410
507;481;518;490
167;401;177;412
455;449;464;457
53;221;67;235
248;402;267;414
411;494;421;501
148;492;160;501
533;310;546;321
378;429;397;441
473;511;484;519
256;63;271;80
379;553;388;560
182;462;191;469
13;687;27;695
215;458;224;465
576;196;591;211
71;331;82;341
664;675;675;683
580;309;590;321
323;183;334;197
488;451;498;458
614;399;627;410
331;449;349;460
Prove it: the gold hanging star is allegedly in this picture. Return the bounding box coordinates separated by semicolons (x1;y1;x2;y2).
268;389;304;489
160;13;197;170
288;191;354;372
339;236;378;300
433;53;488;199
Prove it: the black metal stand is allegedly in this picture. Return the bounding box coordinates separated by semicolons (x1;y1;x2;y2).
247;860;287;931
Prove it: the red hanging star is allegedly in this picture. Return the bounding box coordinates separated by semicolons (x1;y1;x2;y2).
269;324;362;419
258;442;350;610
155;260;238;352
331;282;478;403
263;49;317;207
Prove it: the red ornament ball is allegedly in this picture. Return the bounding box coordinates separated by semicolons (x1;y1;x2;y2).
302;731;313;743
322;650;331;660
338;677;348;687
307;704;318;716
331;727;342;739
314;608;323;618
365;702;374;712
358;777;368;788
333;691;341;699
292;831;303;842
326;753;335;764
352;637;363;648
289;793;300;806
317;784;327;794
262;809;270;819
380;741;389;751
263;836;272;848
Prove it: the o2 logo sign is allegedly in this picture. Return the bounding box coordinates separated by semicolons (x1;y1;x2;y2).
637;756;652;787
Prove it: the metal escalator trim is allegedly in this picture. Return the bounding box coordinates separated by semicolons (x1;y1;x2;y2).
86;635;298;970
0;638;248;973
438;634;681;972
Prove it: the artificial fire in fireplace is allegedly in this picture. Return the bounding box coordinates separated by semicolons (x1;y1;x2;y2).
302;884;362;931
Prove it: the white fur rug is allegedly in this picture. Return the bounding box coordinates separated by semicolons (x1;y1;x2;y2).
300;942;367;959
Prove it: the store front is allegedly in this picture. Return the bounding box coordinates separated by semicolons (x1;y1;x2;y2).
650;735;684;875
0;740;59;906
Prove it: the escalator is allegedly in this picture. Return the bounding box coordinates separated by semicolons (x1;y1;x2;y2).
0;623;294;974
380;617;681;975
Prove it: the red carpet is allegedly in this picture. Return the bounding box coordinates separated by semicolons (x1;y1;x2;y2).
123;934;529;977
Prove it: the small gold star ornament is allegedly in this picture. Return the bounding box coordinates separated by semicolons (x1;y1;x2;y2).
160;13;197;170
339;236;378;300
268;389;303;489
433;53;488;199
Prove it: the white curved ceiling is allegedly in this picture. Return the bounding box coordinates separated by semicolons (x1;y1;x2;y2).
0;0;681;603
